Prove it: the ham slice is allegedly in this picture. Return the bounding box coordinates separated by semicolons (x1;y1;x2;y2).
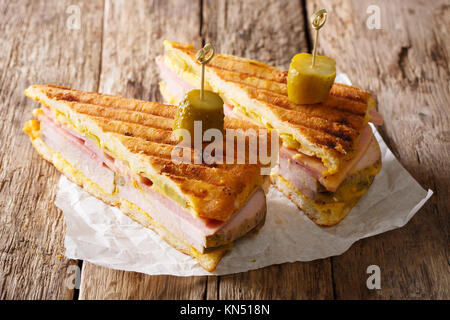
38;112;115;194
275;153;318;199
156;55;194;101
318;125;374;192
40;107;118;171
278;125;378;194
280;147;327;180
369;109;383;126
350;134;381;173
276;134;380;199
119;185;265;251
223;103;235;118
278;125;376;192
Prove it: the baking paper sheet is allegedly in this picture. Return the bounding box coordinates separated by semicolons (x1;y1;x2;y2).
54;74;433;276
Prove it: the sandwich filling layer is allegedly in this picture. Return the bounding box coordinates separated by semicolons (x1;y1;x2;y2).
35;107;266;253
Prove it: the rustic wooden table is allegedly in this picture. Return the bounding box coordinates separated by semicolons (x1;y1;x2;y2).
0;0;448;300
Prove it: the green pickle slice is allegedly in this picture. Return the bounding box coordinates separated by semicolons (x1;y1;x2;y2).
287;53;336;105
173;89;224;143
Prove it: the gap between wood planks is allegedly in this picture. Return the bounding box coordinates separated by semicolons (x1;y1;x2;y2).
96;0;106;93
73;0;105;301
301;0;336;300
301;1;337;300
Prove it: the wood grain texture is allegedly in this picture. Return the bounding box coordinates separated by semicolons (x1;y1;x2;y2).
0;0;103;299
80;262;206;300
308;0;450;299
98;0;202;98
2;0;447;300
203;0;334;299
218;262;333;300
203;0;309;69
78;0;206;300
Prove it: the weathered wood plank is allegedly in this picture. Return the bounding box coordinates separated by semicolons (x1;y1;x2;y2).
78;0;206;300
0;0;103;299
218;262;334;300
203;0;310;69
203;0;334;299
307;0;450;299
206;276;219;300
80;262;207;300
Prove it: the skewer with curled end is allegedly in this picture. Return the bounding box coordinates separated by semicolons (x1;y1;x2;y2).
310;9;328;67
195;43;215;100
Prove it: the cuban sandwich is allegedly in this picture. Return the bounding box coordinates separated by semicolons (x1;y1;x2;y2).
24;84;272;271
157;40;383;226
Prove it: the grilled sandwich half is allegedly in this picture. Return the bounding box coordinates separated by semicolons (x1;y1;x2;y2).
24;85;271;271
158;40;383;226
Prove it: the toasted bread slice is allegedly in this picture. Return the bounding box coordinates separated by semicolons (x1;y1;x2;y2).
163;40;376;175
25;85;270;222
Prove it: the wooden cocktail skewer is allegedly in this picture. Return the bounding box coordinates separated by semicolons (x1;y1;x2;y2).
195;43;215;100
310;9;328;67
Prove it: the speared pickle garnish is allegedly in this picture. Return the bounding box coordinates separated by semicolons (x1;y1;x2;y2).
173;43;224;143
287;9;336;105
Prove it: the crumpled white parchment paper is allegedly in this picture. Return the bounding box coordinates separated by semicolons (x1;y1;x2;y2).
54;74;433;276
